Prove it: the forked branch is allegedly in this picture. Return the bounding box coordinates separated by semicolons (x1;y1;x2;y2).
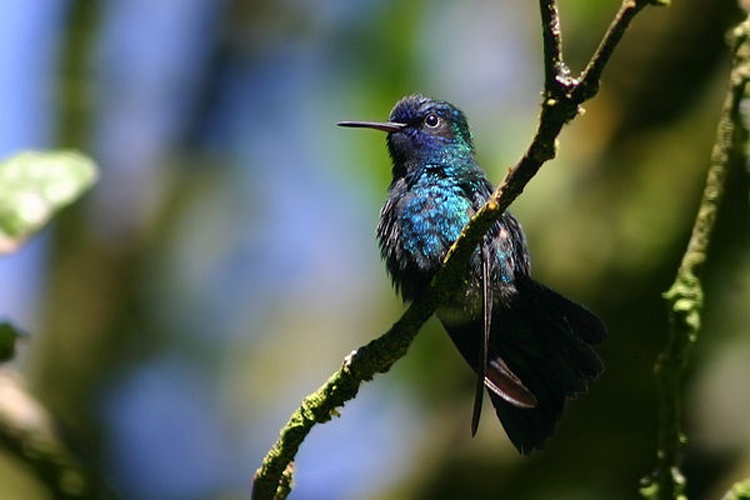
252;1;659;498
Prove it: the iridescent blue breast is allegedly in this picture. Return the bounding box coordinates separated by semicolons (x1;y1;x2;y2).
377;168;477;300
396;178;473;269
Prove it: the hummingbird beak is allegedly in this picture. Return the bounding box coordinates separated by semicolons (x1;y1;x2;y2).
337;120;406;133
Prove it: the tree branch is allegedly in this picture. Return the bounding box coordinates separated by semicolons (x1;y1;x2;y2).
252;1;658;498
639;13;750;500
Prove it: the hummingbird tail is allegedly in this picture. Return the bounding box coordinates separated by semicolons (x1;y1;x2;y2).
487;275;606;454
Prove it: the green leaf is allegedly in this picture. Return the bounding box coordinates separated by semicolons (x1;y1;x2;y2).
0;150;98;253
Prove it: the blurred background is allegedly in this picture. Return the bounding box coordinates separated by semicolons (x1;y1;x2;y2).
0;0;747;498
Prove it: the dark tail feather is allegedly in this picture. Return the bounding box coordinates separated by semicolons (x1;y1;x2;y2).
487;276;606;454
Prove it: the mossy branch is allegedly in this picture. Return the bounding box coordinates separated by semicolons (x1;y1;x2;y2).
252;1;657;498
639;13;750;500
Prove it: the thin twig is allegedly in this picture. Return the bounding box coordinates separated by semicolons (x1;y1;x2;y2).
573;0;654;102
539;0;568;91
252;1;657;498
640;14;750;500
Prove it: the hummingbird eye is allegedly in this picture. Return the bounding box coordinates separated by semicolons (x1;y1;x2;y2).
424;113;441;128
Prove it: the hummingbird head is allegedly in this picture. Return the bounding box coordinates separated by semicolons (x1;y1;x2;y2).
338;94;476;178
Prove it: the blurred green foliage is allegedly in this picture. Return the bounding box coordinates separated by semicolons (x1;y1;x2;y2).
0;322;21;362
723;480;750;500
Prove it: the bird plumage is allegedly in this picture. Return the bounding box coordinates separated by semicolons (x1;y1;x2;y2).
339;94;605;454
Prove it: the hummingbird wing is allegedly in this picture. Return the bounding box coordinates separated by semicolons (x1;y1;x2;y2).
440;277;604;453
485;274;605;454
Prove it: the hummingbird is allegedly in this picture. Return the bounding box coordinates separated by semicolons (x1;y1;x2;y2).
338;94;605;454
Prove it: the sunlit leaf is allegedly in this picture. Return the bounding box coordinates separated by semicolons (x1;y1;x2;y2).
0;150;97;254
